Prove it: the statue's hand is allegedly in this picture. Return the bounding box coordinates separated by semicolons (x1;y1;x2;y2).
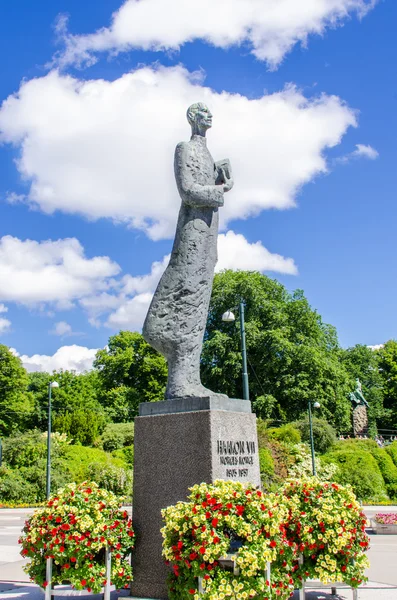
221;168;234;192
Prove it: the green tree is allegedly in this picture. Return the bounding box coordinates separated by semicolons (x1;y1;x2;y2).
0;345;33;435
28;370;105;438
341;344;384;434
201;271;352;429
377;340;397;429
94;331;167;420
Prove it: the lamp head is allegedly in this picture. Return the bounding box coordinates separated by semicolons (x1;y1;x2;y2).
313;401;320;409
222;310;236;323
50;381;59;389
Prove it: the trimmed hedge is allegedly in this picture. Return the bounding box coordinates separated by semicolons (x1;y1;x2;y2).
323;449;388;501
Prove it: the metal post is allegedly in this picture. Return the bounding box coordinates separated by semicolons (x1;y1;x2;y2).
299;554;305;600
308;401;316;476
104;548;111;600
239;301;249;401
266;562;271;598
46;384;52;500
0;439;2;467
45;557;52;600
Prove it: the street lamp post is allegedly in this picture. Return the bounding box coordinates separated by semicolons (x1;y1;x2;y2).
308;400;320;476
46;381;59;500
222;301;249;401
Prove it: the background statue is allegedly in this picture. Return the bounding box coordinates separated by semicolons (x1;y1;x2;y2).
349;378;369;408
143;103;234;399
349;378;369;437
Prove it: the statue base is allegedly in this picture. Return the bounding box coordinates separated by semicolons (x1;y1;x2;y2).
131;399;261;599
353;404;369;437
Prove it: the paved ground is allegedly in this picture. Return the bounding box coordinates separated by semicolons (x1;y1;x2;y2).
0;507;396;599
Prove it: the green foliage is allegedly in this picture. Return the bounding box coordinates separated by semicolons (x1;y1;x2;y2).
258;447;274;479
293;417;337;453
53;408;106;446
0;466;43;504
386;441;397;467
0;344;33;435
266;424;301;445
94;331;167;420
28;370;104;432
0;431;131;504
287;443;338;480
371;448;397;498
377;341;397;429
323;449;388;501
99;422;135;451
112;445;134;467
202;271;352;429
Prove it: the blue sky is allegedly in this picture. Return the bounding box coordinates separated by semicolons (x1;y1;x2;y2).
0;0;395;372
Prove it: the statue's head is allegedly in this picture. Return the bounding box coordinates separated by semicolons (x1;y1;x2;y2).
186;102;212;135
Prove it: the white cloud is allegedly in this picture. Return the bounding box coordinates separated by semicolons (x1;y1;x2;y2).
0;303;8;313
216;231;297;275
0;66;357;240
336;143;379;164
122;255;170;295
105;292;154;330
0;235;120;308
51;321;73;336
368;344;383;351
55;0;378;70
0;317;11;334
352;144;379;160
16;345;99;373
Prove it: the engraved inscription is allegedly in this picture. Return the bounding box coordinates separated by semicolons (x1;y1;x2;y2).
217;439;257;479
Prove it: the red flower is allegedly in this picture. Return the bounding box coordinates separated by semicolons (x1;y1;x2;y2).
59;546;65;553
211;518;218;528
270;540;277;548
189;552;197;560
189;590;195;595
213;537;220;544
70;557;76;563
64;564;70;570
61;524;70;531
199;547;206;555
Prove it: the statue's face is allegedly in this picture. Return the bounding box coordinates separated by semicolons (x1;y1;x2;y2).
195;105;213;131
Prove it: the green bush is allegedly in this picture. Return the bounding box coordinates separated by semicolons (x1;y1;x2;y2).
3;430;49;467
87;463;132;498
259;447;275;480
293;418;337;454
99;422;135;451
371;447;397;499
53;409;106;446
386;441;397;467
0;466;43;504
112;445;134;466
332;438;379;453
323;449;388;501
266;424;301;445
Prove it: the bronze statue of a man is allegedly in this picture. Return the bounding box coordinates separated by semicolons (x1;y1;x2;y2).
143;103;233;399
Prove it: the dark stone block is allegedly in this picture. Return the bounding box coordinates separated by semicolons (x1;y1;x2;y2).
139;396;252;416
131;408;260;599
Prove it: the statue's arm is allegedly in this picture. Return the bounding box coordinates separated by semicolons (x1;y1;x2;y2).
174;142;225;208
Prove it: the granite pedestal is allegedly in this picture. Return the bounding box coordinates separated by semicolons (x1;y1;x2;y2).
131;397;261;599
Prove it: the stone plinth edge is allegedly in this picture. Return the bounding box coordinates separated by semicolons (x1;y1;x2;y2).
139;396;252;416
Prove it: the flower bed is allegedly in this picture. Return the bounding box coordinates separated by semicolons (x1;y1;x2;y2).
162;478;370;600
19;482;134;593
372;513;397;534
